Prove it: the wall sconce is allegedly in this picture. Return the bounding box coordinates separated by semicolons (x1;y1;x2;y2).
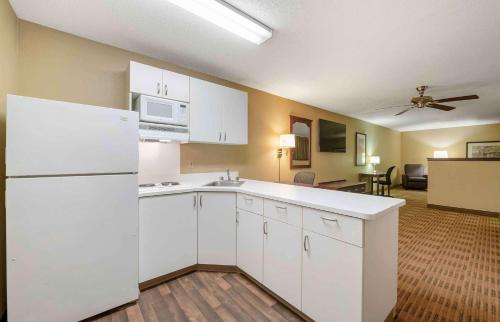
277;134;295;182
433;150;448;158
369;155;380;173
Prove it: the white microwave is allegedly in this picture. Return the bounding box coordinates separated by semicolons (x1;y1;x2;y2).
134;94;189;126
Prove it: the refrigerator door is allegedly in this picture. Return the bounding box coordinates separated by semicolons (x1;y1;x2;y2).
6;95;138;176
6;174;139;322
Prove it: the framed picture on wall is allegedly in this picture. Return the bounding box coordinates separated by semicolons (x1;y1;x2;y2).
355;132;366;166
466;141;500;158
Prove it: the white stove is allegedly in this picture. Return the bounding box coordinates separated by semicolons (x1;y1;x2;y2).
138;181;192;194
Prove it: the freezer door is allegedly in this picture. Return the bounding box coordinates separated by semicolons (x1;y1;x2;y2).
6;95;138;176
6;174;139;322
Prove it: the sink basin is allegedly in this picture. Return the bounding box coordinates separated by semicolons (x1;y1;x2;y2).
204;180;245;187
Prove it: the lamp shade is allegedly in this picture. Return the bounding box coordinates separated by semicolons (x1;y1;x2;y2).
433;150;448;158
279;134;296;148
369;156;380;165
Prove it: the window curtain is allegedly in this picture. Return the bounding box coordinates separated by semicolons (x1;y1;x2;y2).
294;136;309;160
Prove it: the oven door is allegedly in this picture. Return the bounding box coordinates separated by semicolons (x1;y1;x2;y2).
139;96;183;125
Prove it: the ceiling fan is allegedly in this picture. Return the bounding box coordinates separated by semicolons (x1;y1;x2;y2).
389;85;479;116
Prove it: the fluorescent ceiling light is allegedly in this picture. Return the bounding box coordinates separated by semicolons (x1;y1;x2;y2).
167;0;273;44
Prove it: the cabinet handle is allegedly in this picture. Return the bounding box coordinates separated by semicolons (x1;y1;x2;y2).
199;195;203;208
224;132;227;142
157;82;161;95
244;197;253;203
320;216;338;223
164;84;168;96
219;132;222;141
304;235;310;252
275;205;287;211
263;221;268;235
236;211;239;223
193;195;197;208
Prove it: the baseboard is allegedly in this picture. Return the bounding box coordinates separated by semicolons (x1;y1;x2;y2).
427;203;499;218
139;264;198;291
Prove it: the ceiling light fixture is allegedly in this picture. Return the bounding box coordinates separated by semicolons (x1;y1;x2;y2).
167;0;273;44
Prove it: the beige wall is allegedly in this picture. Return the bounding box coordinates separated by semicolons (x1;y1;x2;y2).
0;0;19;315
401;123;500;168
17;20;401;184
428;160;500;213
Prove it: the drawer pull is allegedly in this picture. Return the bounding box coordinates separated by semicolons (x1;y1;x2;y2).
275;206;287;211
244;197;253;203
320;216;338;223
304;235;310;251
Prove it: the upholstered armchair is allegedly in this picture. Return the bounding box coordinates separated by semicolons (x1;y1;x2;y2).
402;164;428;190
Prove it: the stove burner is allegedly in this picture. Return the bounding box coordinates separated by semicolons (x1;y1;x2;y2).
161;182;180;187
139;183;156;188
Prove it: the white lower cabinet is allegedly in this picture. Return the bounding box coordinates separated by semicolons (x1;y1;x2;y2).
236;209;264;282
263;218;302;309
198;192;237;265
139;193;197;283
302;230;363;322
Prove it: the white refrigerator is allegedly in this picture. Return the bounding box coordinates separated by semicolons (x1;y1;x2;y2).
6;95;140;322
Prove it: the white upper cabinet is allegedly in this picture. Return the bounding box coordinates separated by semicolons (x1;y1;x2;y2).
189;78;223;143
129;61;189;102
190;77;248;145
162;69;190;102
220;85;248;144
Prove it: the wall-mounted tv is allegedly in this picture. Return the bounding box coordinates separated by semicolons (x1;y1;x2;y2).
319;119;346;152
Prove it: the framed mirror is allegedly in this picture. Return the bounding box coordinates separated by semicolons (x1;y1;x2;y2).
355;132;367;166
290;116;312;169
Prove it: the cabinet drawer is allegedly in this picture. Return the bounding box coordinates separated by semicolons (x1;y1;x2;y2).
237;193;263;215
264;199;302;228
303;208;363;247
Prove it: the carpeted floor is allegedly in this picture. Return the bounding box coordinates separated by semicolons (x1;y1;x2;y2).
393;188;499;322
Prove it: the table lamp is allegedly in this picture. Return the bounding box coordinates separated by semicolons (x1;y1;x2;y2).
277;134;295;182
369;156;380;173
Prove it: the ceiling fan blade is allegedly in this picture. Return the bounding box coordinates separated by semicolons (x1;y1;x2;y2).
428;103;455;111
356;104;413;115
394;107;413;116
434;95;479;103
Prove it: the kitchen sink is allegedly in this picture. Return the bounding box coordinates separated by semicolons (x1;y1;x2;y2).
204;180;245;187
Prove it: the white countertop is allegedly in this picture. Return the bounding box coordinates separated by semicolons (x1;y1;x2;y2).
139;177;405;220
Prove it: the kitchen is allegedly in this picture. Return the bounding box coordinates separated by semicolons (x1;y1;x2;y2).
6;59;404;322
2;1;408;322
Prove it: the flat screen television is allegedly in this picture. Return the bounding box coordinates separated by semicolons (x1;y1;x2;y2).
319;119;346;152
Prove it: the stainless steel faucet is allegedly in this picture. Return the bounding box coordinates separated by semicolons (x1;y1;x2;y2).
226;169;232;181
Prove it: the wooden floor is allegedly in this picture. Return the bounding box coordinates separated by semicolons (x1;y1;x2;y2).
89;271;304;322
90;188;499;322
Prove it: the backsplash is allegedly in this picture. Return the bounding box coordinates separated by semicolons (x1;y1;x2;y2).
138;142;181;184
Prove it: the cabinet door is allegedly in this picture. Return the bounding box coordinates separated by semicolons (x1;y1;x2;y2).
263;219;302;309
237;209;263;282
130;61;163;97
221;87;248;144
302;231;363;322
189;78;223;143
198;192;236;265
139;193;198;282
162;70;190;102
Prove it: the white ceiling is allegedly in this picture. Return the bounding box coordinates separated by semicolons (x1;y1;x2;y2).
10;0;500;131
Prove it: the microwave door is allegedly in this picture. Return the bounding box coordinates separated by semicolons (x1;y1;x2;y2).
141;99;174;124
